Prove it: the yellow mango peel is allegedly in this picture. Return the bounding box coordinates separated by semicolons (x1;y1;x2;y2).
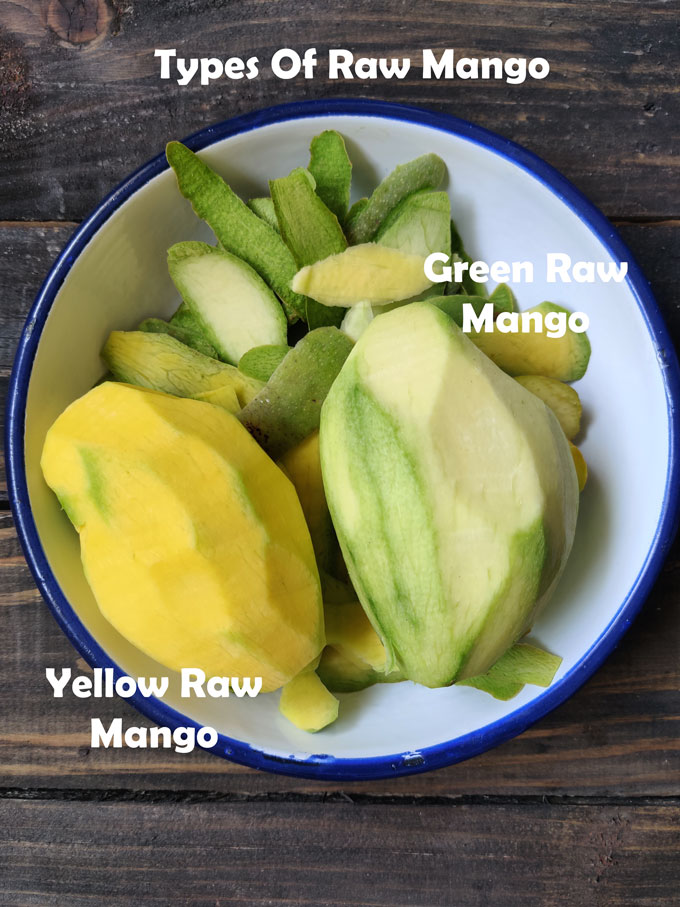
41;382;324;691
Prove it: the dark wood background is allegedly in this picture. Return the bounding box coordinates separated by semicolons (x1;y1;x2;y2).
1;1;679;904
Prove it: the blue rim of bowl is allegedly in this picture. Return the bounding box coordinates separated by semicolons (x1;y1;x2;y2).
6;98;680;781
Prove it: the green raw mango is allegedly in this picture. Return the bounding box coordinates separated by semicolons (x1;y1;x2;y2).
246;197;279;232
167;242;287;366
375;189;451;260
450;218;488;297
270;167;347;282
320;302;579;687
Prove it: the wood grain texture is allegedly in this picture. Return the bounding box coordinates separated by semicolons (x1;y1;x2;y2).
0;1;678;221
1;510;678;795
1;798;678;906
0;222;75;497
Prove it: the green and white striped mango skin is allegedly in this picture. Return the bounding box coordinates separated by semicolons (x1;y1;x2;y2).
320;302;579;688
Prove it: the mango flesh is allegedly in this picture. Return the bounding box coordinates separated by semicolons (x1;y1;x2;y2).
515;375;582;440
41;382;324;691
570;442;588;491
317;645;403;694
324;601;388;673
279;666;339;733
470;302;591;381
279;431;337;574
321;302;579;687
291;243;433;307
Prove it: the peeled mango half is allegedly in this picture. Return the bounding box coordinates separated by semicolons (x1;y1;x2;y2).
320;302;579;688
41;382;324;692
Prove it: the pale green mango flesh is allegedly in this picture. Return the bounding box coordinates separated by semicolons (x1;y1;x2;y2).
320;302;579;688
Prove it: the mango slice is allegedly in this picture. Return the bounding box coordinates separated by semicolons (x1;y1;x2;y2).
41;382;324;691
169;302;219;357
375;189;451;260
270;167;347;269
317;645;403;694
489;282;517;313
450;218;487;297
247;197;280;232
324;601;388;673
515;375;582;440
340;301;377;342
138;316;218;360
167;242;288;366
279;666;339;733
469;302;591;381
280;431;337;575
291;243;433;307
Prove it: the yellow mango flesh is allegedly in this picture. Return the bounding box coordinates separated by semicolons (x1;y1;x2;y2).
279;667;339;733
191;384;241;413
515;375;582;440
470;302;591;382
279;431;336;573
41;382;324;691
291;243;432;306
324;601;387;672
569;442;588;491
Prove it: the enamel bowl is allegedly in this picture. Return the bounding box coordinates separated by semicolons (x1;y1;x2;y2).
7;100;680;780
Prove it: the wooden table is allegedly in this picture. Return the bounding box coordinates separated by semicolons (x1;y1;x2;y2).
1;2;678;903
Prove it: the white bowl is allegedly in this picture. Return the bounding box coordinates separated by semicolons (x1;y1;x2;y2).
7;100;680;780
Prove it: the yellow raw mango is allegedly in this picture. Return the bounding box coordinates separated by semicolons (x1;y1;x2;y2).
41;382;324;691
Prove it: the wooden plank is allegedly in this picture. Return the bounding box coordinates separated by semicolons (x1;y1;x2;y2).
0;798;678;905
1;511;678;796
617;221;680;340
0;1;678;221
0;223;75;498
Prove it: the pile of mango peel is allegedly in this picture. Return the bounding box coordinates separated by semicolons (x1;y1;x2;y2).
41;131;590;733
